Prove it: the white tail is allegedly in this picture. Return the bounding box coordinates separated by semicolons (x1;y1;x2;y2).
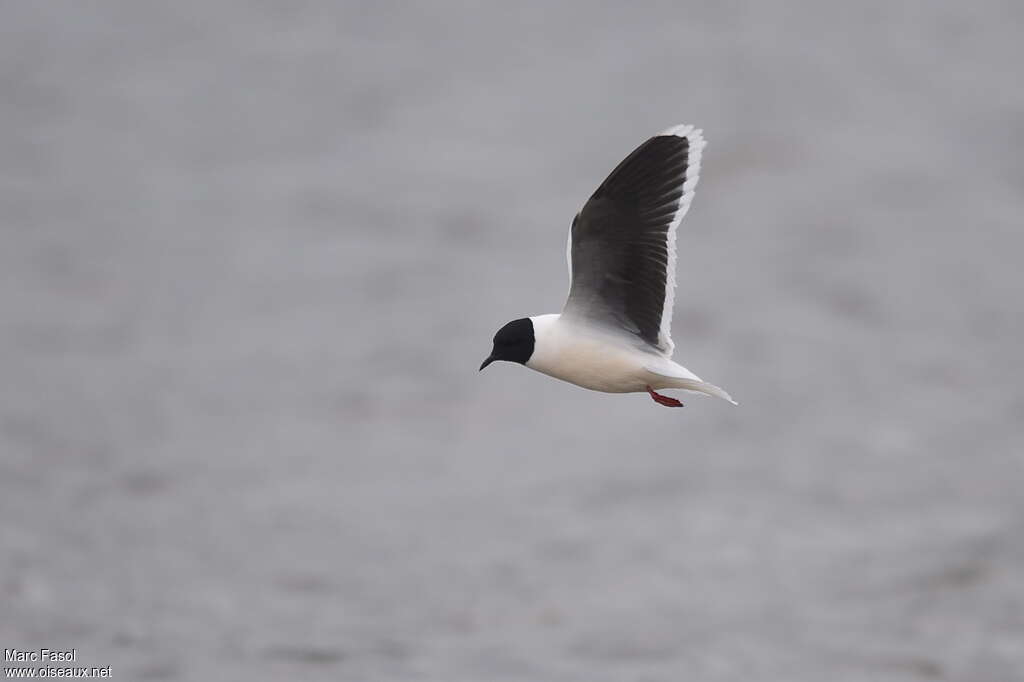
645;362;738;405
667;378;738;405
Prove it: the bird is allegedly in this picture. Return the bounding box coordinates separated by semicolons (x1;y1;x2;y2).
479;124;736;409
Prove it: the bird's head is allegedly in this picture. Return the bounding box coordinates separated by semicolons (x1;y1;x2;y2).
479;317;535;371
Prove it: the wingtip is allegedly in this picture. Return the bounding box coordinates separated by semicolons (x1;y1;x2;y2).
657;123;705;148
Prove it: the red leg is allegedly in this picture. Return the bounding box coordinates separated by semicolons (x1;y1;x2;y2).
646;385;684;408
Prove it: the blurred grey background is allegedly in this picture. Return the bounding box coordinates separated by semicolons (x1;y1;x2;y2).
2;2;1023;681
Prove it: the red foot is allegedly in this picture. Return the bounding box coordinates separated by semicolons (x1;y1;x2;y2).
646;385;683;408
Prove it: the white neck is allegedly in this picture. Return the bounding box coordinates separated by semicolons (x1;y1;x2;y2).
528;313;561;335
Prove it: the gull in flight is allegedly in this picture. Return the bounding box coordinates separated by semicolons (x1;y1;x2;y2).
480;124;736;408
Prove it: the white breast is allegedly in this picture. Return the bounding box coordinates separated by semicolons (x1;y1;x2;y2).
525;314;656;393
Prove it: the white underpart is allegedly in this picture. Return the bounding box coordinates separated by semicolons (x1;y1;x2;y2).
526;314;736;403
